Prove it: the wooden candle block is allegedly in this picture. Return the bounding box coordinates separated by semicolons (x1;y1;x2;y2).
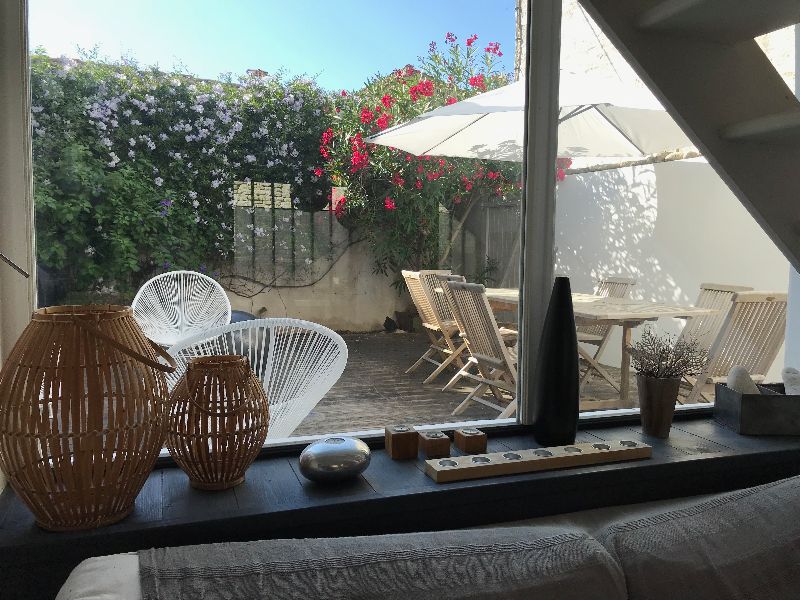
425;440;652;483
454;428;487;454
418;431;450;459
385;425;418;459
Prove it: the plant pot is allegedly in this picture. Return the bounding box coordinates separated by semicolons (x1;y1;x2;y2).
637;374;680;438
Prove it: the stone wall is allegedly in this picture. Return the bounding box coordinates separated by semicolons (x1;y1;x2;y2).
233;180;293;209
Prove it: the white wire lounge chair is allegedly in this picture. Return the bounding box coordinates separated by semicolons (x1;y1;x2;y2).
132;270;232;347
578;276;637;393
167;318;348;439
685;291;787;404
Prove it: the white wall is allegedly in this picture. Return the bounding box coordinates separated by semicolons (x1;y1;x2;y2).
555;161;789;379
228;240;412;332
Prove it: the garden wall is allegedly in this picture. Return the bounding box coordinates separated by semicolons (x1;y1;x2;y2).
226;182;412;332
555;161;789;380
226;239;411;332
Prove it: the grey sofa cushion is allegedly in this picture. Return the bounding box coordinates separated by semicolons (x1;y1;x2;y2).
139;526;627;600
598;475;800;600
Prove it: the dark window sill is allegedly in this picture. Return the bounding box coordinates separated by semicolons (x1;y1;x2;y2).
1;410;796;600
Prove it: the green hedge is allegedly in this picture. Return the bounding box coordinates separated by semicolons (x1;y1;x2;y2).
31;53;331;299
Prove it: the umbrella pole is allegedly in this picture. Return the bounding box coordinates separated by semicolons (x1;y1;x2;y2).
564;148;702;175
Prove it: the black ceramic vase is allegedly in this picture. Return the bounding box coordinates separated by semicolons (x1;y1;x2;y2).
530;276;579;446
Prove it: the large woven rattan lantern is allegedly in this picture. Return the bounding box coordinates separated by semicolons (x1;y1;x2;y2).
0;305;175;531
167;355;269;490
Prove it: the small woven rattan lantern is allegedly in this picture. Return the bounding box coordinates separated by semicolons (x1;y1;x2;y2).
0;305;175;531
167;355;269;490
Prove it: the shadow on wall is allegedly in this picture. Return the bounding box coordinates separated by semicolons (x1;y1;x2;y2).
554;161;789;377
555;164;689;303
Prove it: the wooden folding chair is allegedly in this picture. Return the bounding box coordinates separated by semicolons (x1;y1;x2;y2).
578;276;637;392
685;291;787;404
445;281;517;419
677;283;753;352
437;273;517;392
402;270;466;383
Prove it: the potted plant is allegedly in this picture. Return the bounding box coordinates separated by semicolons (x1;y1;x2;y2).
628;328;707;438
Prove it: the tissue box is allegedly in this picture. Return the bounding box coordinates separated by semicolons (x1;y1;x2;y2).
714;383;800;435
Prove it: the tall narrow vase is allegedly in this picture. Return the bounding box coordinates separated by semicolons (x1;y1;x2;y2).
530;277;579;446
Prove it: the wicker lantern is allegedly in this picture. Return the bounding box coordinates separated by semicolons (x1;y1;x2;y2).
167;355;268;490
0;305;176;531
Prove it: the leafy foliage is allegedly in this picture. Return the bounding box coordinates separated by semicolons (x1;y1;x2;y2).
32;33;533;300
31;51;330;297
629;328;707;379
320;33;522;276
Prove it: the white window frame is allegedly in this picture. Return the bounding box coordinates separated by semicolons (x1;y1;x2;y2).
0;0;35;363
0;0;35;490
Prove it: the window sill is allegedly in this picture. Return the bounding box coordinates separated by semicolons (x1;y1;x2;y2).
3;412;798;599
155;402;714;463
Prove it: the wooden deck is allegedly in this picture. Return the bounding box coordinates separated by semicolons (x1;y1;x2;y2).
292;331;695;436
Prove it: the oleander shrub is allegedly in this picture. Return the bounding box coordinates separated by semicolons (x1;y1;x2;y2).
319;32;523;277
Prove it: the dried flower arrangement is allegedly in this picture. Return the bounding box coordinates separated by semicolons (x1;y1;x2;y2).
629;328;707;379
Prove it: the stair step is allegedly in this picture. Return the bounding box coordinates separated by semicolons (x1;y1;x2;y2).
721;112;800;143
637;0;800;43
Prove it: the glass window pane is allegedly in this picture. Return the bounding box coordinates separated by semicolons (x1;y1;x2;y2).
557;2;789;412
29;1;525;439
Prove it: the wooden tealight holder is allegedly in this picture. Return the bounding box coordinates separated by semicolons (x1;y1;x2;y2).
385;425;418;459
418;431;450;459
425;440;652;483
454;428;487;454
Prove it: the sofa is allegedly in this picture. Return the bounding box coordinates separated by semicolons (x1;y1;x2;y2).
57;474;800;600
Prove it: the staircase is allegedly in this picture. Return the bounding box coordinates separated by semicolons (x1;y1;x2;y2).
578;0;800;271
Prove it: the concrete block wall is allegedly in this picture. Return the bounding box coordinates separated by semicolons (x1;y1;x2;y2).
227;240;412;332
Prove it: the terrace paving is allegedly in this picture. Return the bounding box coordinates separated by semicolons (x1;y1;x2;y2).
292;331;699;437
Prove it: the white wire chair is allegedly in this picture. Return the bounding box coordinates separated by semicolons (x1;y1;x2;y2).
167;318;348;439
131;270;232;347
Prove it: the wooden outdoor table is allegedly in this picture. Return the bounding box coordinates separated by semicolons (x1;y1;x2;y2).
484;288;716;407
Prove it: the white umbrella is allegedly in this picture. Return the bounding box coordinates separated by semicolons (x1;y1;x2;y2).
366;72;695;162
